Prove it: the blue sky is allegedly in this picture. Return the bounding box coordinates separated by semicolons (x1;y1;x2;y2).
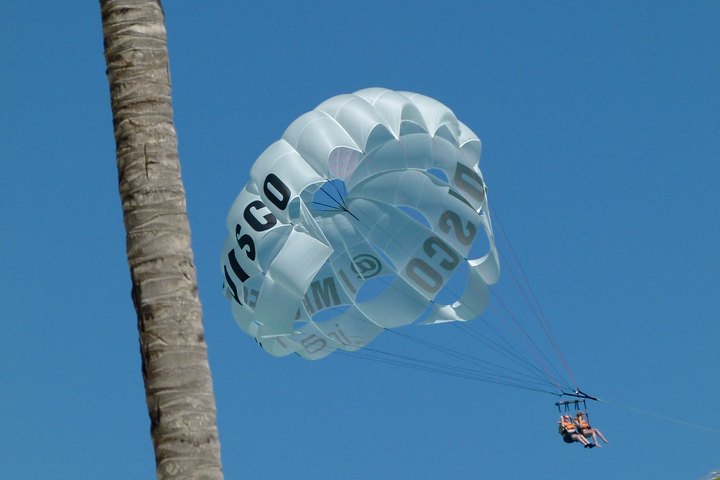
2;1;719;479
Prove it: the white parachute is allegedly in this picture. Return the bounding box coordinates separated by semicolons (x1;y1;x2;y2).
222;88;499;359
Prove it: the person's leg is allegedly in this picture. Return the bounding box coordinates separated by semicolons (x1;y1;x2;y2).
574;434;590;446
593;429;608;443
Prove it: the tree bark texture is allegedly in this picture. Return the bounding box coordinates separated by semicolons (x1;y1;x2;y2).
100;1;223;478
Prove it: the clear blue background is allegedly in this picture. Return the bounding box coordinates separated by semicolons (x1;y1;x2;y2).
2;1;718;479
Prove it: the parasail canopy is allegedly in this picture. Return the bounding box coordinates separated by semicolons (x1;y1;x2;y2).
222;88;499;359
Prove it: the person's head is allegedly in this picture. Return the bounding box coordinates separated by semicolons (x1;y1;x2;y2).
576;412;584;418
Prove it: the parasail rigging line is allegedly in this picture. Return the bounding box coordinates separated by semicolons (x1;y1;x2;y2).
487;285;567;392
600;399;720;434
334;340;560;395
451;320;566;392
384;328;558;388
326;178;350;210
298;294;558;392
315;179;359;221
319;184;346;210
311;200;346;212
492;210;579;388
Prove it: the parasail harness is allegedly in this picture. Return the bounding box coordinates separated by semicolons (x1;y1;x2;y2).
555;388;599;412
556;389;600;442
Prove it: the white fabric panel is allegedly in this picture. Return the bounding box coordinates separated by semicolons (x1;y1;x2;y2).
249;139;325;222
253;229;332;337
266;320;338;360
471;230;500;285
225;186;261;231
252;228;291;273
327;147;365;181
224;188;289;275
316;213;428;329
457;121;482;161
345;135;466;191
257;336;298;357
238;276;264;310
350;87;388;105
295;199;331;248
252;274;298;337
354;277;430;328
353;88;427;138
350;170;481;257
316;94;396;151
319;216;390;298
349;198;462;300
229;295;260;337
303;266;353;312
282;111;360;177
345;134;431;190
264;304;381;360
425;264;491;324
289;331;338;360
450;161;487;212
399;91;461;140
257;304;325;358
221;236;260;304
308;306;384;352
264;228;332;297
348;198;425;268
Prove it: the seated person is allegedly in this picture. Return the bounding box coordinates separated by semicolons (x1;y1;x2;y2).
575;411;608;447
558;414;591;447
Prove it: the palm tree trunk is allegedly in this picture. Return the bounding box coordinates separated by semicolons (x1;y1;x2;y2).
100;1;223;478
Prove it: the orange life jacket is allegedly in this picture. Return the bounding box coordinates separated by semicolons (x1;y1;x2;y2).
561;420;577;433
577;419;590;429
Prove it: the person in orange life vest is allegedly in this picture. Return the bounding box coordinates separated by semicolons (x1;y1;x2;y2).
558;415;591;447
575;411;608;447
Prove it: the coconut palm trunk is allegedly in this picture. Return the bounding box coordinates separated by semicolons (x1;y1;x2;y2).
100;1;223;478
